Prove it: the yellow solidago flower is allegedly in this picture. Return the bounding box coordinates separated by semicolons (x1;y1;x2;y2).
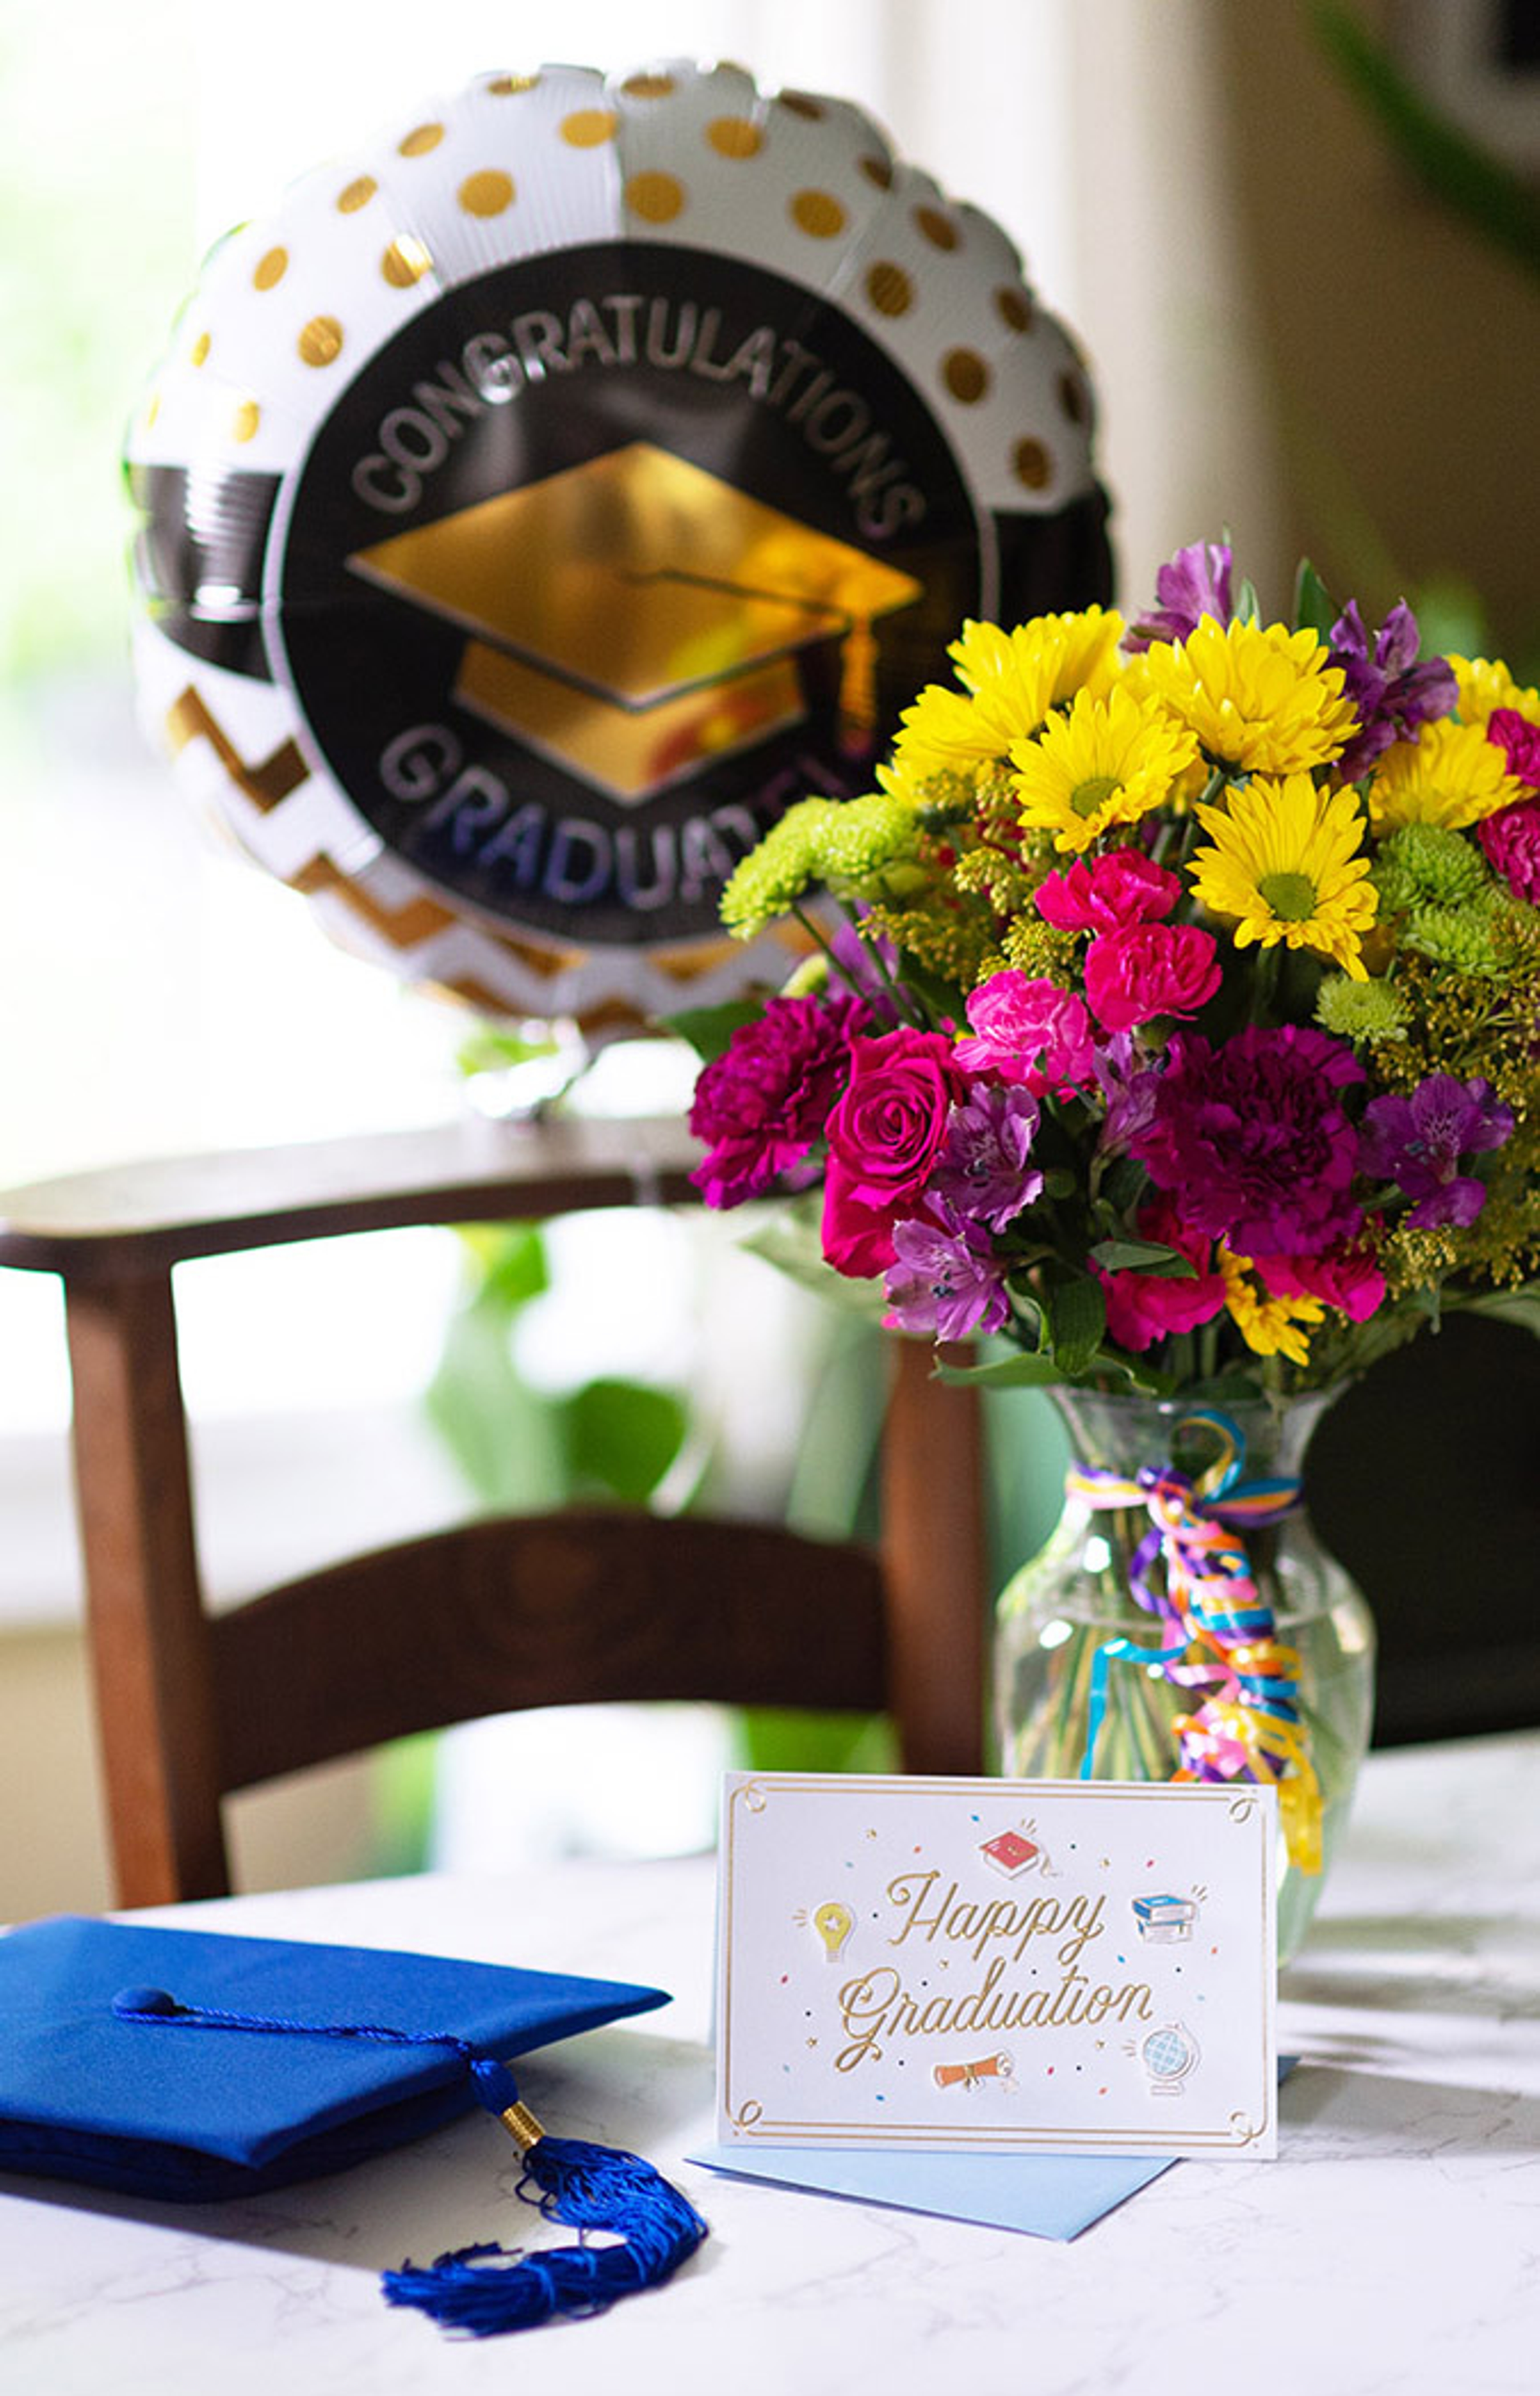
1137;619;1359;775
1449;654;1540;734
1219;1250;1324;1367
1189;771;1378;978
1011;683;1200;853
1366;717;1526;834
890;607;1124;783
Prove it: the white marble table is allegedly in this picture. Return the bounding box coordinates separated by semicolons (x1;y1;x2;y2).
4;1735;1540;2396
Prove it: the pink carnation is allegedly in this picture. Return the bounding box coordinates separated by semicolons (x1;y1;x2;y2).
1477;793;1540;905
954;971;1096;1096
1252;1242;1386;1325
1034;851;1180;933
822;1027;967;1277
1487;707;1540;791
1083;922;1222;1033
1096;1203;1227;1353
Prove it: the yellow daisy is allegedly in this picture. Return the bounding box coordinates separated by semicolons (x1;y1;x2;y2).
1137;619;1359;775
1189;771;1378;978
1011;683;1201;853
1449;653;1540;734
890;607;1125;784
1365;716;1526;834
1220;1251;1324;1367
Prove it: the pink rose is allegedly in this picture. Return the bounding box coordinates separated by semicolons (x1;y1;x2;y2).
1034;851;1180;933
954;971;1096;1096
1095;1201;1227;1353
1083;923;1222;1034
822;1028;966;1276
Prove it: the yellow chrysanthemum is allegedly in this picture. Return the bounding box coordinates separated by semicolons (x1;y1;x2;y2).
1189;771;1378;978
890;607;1125;783
1219;1251;1324;1367
1010;683;1201;853
1366;717;1526;834
1449;653;1540;734
1136;619;1359;775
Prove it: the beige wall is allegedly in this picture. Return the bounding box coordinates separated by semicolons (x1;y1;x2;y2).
1213;0;1538;657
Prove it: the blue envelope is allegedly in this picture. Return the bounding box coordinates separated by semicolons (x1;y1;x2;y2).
0;1914;669;2203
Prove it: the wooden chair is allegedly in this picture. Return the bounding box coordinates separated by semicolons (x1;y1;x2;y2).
0;1113;987;1907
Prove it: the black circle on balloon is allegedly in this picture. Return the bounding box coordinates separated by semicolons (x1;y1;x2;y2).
274;241;986;952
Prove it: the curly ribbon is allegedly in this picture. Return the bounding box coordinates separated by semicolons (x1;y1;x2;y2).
1068;1406;1322;1874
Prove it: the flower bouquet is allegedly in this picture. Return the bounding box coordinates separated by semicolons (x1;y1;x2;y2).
682;538;1540;1933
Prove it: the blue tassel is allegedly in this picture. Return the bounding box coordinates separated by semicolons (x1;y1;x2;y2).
111;1989;707;2335
380;2055;708;2335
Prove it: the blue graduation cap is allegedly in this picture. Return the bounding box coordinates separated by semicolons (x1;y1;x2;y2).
0;1914;707;2335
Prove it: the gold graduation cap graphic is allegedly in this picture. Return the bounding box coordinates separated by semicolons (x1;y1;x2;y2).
349;442;922;802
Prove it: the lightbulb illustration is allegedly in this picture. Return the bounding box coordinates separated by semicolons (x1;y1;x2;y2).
811;1900;854;1963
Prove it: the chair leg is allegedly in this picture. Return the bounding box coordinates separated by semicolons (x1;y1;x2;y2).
880;1343;987;1776
63;1268;230;1905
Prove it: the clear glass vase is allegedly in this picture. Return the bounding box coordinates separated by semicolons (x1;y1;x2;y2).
993;1388;1376;1963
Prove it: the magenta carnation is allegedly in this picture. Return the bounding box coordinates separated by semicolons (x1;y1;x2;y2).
1096;1202;1227;1353
822;1027;967;1276
1486;707;1540;792
1035;850;1180;933
690;993;862;1207
954;971;1096;1096
1131;1024;1364;1256
1477;793;1540;905
1083;922;1222;1033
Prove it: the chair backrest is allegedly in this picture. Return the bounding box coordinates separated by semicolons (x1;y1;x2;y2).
0;1114;986;1906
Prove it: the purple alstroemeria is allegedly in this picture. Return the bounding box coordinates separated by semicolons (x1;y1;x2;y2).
1327;600;1457;780
1125;540;1233;651
883;1204;1010;1342
928;1083;1045;1233
1092;1032;1161;1159
1359;1072;1515;1229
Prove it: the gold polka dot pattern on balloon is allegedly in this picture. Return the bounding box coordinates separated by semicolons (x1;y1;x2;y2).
381;236;433;288
865;261;912;317
995;286;1033;333
459;169;515;216
231;400;260;444
253;247;288;292
1059;371;1089;425
337;176;377;214
858;154;894;190
943;348;989;404
707;116;762;159
625;171;685;224
1013;437;1052;490
486;73;539;95
189;330;211;367
915;205;958;252
779;91;825;120
561;108;618;148
791;188;846;239
623;71;675;98
398;122;444;157
298;315;344;367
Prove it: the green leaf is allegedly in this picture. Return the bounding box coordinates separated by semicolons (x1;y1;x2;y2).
1046;1274;1107;1380
1459;1286;1540;1339
455;1026;562;1076
453;1221;550;1314
742;1203;890;1319
557;1378;689;1505
935;1349;1066;1390
1293;559;1338;643
1234;575;1262;625
663;998;765;1064
1088;1238;1198;1279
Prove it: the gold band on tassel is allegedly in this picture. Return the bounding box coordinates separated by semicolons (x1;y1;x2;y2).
496;2099;546;2153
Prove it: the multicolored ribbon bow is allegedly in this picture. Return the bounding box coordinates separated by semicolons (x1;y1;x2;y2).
1069;1407;1321;1873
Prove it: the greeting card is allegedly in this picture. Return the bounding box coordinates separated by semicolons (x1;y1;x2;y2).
715;1774;1277;2160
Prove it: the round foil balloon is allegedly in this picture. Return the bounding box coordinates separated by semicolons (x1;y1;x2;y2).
126;61;1112;1031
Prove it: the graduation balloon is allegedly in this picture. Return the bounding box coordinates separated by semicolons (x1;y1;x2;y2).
126;61;1112;1032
